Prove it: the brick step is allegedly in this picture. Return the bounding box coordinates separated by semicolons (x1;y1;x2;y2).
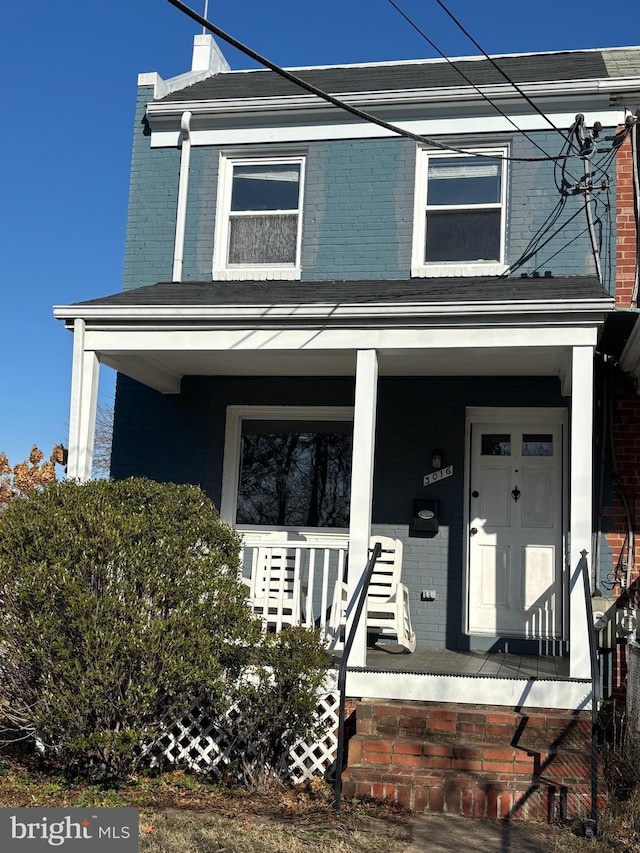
348;735;600;785
341;765;607;821
358;701;591;750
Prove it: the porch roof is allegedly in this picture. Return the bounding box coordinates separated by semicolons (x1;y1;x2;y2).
53;275;612;396
63;275;611;315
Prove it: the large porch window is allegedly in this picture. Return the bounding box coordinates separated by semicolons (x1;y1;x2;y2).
221;406;354;530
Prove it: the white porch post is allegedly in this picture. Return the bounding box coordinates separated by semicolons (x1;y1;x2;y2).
347;349;379;667
569;344;595;679
67;318;100;482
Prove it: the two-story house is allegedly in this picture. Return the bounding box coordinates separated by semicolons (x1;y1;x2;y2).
55;34;640;818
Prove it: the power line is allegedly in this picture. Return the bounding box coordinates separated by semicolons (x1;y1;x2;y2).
165;0;588;164
384;0;583;182
434;0;579;154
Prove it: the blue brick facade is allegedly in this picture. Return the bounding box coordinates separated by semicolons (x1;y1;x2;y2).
121;104;617;287
122;86;180;291
112;83;616;653
112;373;565;650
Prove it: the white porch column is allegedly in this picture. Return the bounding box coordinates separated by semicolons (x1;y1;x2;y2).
67;318;100;482
569;344;595;679
346;349;379;667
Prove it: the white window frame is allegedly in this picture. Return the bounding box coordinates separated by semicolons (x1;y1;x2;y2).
411;146;508;278
220;405;354;534
212;153;305;281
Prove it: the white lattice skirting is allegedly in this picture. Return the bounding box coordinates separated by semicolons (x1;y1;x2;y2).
149;686;340;784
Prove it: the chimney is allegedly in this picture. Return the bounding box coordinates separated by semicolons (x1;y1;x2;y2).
191;34;230;74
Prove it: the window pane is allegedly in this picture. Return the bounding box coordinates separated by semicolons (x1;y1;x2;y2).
237;423;352;527
229;214;298;264
425;210;501;262
481;434;511;455
231;163;300;211
522;434;553;456
427;156;501;206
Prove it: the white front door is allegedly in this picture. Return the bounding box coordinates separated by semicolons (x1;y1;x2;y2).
467;410;564;638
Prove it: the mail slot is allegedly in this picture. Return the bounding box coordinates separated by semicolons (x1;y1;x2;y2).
411;499;439;537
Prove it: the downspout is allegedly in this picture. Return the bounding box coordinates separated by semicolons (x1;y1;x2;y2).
593;355;608;593
631;113;640;307
608;359;635;589
172;110;192;282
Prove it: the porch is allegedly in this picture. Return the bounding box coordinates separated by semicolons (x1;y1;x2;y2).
341;646;571;679
239;535;592;710
54;277;613;691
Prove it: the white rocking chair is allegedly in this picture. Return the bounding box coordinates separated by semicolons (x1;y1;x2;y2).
243;539;307;631
330;535;416;653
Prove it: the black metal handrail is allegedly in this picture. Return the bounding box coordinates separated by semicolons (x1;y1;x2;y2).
332;540;382;811
579;549;600;837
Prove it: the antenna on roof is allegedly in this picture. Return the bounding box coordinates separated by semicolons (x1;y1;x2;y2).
202;0;208;34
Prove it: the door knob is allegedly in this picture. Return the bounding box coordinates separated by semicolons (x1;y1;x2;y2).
470;527;478;536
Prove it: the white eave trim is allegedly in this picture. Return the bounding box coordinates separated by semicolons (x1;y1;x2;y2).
619;314;640;378
139;69;216;101
53;297;614;325
145;77;640;118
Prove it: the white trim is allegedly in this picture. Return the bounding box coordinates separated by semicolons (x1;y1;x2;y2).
53;298;614;324
67;319;100;482
345;669;591;709
77;325;602;354
220;405;354;528
569;346;595;679
412;262;509;278
212;153;305;281
619;317;640;380
148;109;628;148
99;353;181;395
347;350;379;667
412;146;508;278
138;69;216;101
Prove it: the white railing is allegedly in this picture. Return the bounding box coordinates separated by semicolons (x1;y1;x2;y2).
239;536;348;642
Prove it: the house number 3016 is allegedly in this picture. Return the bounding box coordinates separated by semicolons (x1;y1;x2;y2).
423;465;454;487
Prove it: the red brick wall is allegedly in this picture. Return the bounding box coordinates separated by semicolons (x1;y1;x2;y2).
602;126;640;693
604;130;640;598
615;130;637;308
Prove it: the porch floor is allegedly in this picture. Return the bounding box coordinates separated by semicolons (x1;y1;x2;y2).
332;646;571;680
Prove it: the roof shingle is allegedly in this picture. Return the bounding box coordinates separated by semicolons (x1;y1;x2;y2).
158;50;614;102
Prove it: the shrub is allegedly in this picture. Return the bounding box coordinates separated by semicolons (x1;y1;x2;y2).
222;626;331;789
0;478;262;781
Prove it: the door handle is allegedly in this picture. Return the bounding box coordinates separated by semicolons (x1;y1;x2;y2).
470;527;478;536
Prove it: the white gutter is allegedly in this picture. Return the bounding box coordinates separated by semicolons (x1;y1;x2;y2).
172;111;192;282
53;296;615;324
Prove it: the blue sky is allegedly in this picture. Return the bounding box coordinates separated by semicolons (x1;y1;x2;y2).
0;0;633;469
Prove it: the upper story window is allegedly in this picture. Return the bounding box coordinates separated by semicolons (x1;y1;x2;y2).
412;147;508;278
213;154;305;281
